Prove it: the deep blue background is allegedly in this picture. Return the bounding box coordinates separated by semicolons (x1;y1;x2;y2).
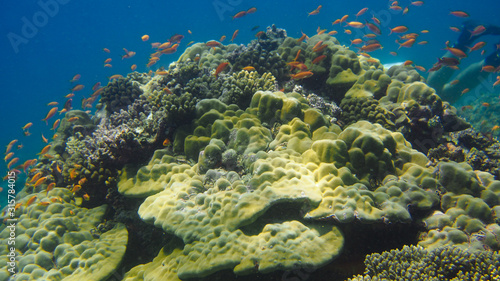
1;0;500;195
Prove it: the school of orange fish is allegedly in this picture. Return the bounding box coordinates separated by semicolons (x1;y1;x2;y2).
3;1;500;208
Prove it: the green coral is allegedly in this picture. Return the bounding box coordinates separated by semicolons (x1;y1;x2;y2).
349;245;500;281
340;97;395;130
219;70;277;108
0;188;127;281
96;76;143;114
278;34;363;101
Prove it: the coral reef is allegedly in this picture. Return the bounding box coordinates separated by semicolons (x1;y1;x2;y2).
0;188;127;281
348;245;500;281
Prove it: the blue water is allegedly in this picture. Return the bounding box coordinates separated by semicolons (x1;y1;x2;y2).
1;0;500;195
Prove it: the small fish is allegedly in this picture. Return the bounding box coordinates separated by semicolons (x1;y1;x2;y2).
103;48;110;53
168;34;184;43
206;40;221;47
38;201;51;206
492;125;500;131
450;11;469;18
109;74;123;80
65;93;75;98
220;35;226;42
7;157;19;170
445;46;467;58
308;5;322;16
360;43;383;52
351;39;364;45
246;7;257;14
232;11;247;19
389;26;408;35
411;1;424;6
42;107;58;124
481;65;496;72
403;60;413;66
163;138;171;146
4;152;14;162
414;65;426;72
291;71;314;80
71;84;84;92
22;122;33;130
46;182;55;195
346;21;364;28
83;194;90;201
104;64;112;68
214;62;229;78
398;39;416;49
297;32;307;42
461;88;470;95
121;48;136;59
70;74;81;83
67;117;79;122
251;26;260;31
418;41;428;45
47;101;59;106
33;176;47;188
131;64;137;71
104;58;112;63
449;26;461;32
141;34;149;41
231;29;239;42
41;134;48;143
242;66;256;71
312;55;326;64
356;7;368;18
482;102;490;107
450;79;460;85
38;144;51;155
71;184;82;193
78;178;87;185
26;195;37;206
155;71;168;75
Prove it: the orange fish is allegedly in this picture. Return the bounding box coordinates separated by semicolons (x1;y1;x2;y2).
47;101;59;106
26;195;37;206
482;102;490;107
122;48;136;59
22;122;33;130
46;182;55;195
294;49;302;61
67;117;79;122
389;6;402;11
206;40;221;47
38;201;51;206
214;62;229;78
389;26;408;35
142;34;149;41
356;7;368;18
450;11;469;18
418;41;428;45
131;64;137;71
360;43;383;52
232;11;247;19
71;84;84;92
332;19;341;25
104;64;112;68
38;144;51;155
242;66;256;71
246;7;257;14
42;107;58;124
312;55;326;64
163;138;171;146
449;26;461;32
411;1;424;6
70;74;81;83
155;71;168;75
398;39;416;49
104;58;112;63
41;134;48;143
33;176;47;188
481;65;496;72
7;157;19;170
103;48;110;53
4;152;14;162
83;194;90;201
78;178;87;185
350;39;363;45
328;30;338;36
291;71;314;80
344;29;352;35
51;119;60;130
220;35;226;42
308;5;322;16
340;15;349;23
65;93;75;99
461;88;470;95
346;21;364;28
71;184;82;193
109;74;123;80
492;125;500;131
420;29;429;33
414;65;426;72
445;46;467;58
468;42;486;52
450;79;460;85
403;60;413;66
297;32;307;42
231;29;239;42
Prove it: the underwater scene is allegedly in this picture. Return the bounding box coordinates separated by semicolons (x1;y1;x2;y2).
2;0;500;280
